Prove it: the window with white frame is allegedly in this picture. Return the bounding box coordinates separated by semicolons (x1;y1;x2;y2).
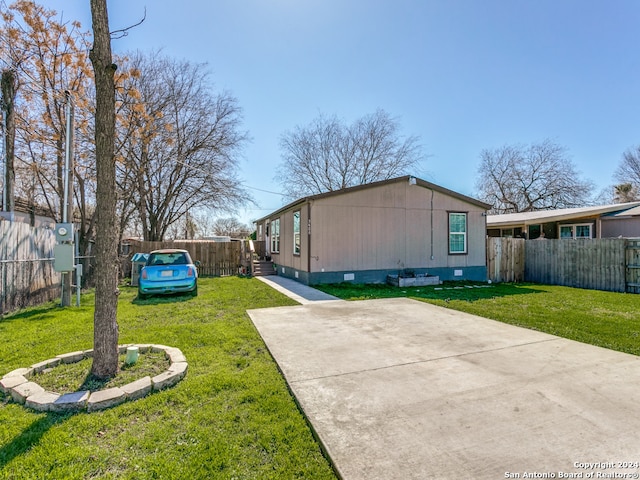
560;223;592;239
271;218;280;252
293;211;301;255
449;212;467;254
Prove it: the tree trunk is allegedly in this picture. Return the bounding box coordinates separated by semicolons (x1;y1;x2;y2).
1;69;16;213
89;0;119;379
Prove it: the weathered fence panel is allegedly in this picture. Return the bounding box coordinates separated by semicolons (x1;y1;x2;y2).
525;238;627;292
129;240;244;277
486;237;525;283
1;222;61;314
627;239;640;294
251;240;267;259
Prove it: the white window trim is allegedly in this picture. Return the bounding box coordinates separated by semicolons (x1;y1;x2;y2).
293;210;301;255
559;223;593;239
449;212;468;254
271;218;280;253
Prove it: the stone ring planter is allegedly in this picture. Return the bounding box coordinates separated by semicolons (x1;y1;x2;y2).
0;344;188;413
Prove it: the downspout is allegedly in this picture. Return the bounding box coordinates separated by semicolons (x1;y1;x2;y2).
307;202;311;273
430;189;434;260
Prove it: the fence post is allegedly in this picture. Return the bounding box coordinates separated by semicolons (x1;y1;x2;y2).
1;222;6;313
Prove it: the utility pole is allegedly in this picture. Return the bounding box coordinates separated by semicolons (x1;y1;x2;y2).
1;108;5;212
61;91;75;307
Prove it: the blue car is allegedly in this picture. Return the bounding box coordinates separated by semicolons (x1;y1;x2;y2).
138;249;198;299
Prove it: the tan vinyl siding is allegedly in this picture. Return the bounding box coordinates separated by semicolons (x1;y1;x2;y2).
308;181;486;273
269;207;308;272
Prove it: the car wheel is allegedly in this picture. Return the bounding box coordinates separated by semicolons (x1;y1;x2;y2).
190;285;198;297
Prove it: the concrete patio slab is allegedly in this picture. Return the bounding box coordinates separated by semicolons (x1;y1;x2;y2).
248;297;640;480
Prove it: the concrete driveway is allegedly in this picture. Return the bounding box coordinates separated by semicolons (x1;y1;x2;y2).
248;297;640;480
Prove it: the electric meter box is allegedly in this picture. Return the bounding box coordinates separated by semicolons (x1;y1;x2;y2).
54;244;75;272
55;223;74;243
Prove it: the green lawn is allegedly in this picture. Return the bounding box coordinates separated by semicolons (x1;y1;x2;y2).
315;281;640;356
3;278;638;479
0;277;337;480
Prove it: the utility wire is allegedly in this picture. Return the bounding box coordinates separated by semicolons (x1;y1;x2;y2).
171;157;287;197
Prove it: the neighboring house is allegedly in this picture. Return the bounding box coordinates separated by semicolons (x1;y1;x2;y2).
601;205;640;238
254;175;491;285
486;202;640;239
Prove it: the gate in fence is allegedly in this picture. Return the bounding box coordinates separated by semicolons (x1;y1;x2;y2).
486;237;525;283
626;239;640;294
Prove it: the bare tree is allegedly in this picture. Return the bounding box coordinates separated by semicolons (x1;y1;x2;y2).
476;140;594;214
0;1;96;263
89;0;119;379
277;109;422;199
116;51;250;241
615;146;640;194
211;216;252;238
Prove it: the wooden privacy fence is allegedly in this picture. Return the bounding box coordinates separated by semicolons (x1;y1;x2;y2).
486;237;525;283
129;240;247;277
623;238;640;294
487;237;637;293
1;222;61;314
525;238;627;292
251;240;267;259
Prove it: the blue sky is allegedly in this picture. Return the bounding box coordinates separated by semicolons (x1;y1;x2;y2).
39;0;640;225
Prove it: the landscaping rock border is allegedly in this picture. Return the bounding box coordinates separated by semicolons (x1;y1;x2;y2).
0;344;187;413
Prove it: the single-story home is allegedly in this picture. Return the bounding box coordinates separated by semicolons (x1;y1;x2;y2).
600;205;640;238
254;175;492;285
486;202;640;239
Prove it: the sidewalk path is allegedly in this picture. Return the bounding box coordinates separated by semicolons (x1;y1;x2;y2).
256;275;341;304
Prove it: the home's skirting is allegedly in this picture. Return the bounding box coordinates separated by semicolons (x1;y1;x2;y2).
272;265;488;286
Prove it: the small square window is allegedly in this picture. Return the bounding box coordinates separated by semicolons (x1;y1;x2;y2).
575;225;591;238
560;226;573;239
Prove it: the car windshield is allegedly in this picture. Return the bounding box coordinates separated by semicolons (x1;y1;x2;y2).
147;252;190;266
